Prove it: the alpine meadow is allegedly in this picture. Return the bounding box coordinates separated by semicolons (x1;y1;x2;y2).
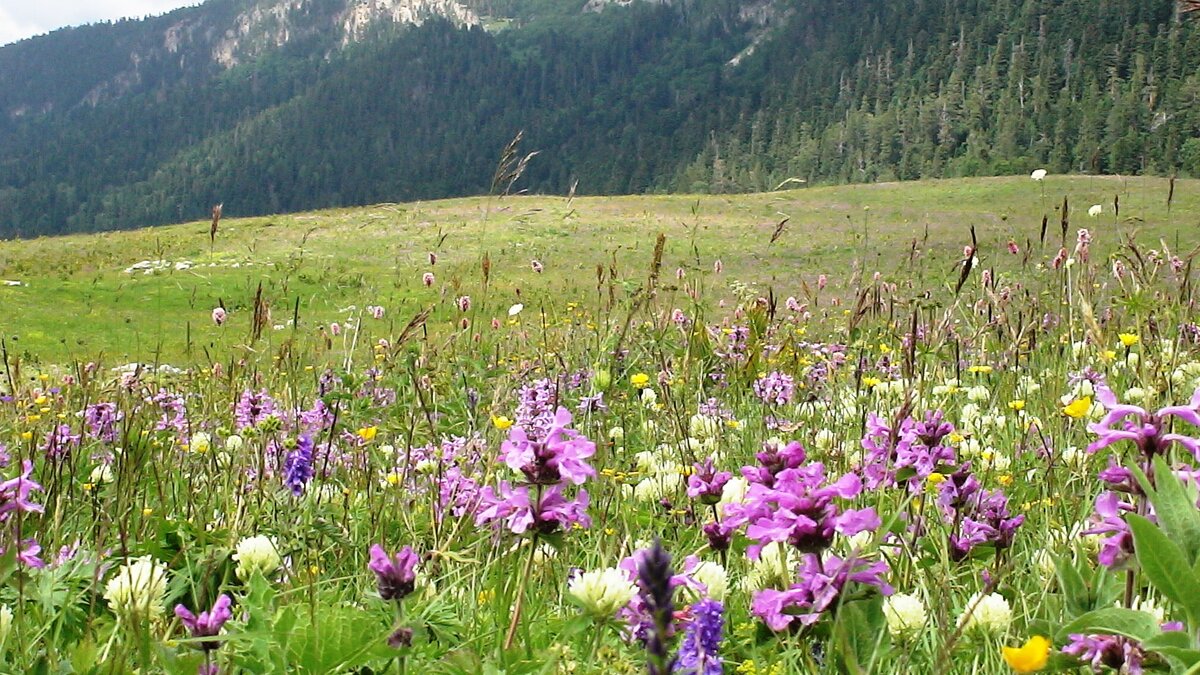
3;1;1200;674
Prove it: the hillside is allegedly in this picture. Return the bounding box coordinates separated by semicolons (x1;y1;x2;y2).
1;0;1200;237
0;175;1193;361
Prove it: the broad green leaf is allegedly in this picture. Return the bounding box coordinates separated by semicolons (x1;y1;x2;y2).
1055;607;1162;643
1055;554;1090;616
1127;514;1200;623
1131;456;1200;565
1143;631;1196;651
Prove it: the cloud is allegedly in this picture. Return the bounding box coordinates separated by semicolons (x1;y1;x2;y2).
0;1;200;46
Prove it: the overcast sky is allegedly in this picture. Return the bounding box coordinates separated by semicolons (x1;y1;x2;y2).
0;1;200;47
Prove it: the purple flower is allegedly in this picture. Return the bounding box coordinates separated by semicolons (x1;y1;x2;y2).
734;462;872;558
753;372;795;406
686;458;731;504
498;407;596;486
751;553;892;631
577;393;607;415
368;544;419;601
150;390;188;435
674;599;723;675
282;435;314;496
0;460;44;521
1063;632;1146;674
475;483;590;535
235;389;277;430
636;540;676;675
41;424;80;459
175;594;233;651
1087;385;1200;460
1082;491;1136;568
83;402;122;442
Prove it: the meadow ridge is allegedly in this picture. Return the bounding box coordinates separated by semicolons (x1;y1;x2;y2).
0;175;1199;672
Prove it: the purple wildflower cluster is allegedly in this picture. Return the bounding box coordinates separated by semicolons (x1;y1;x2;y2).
935;467;1024;561
282;435;314;497
753;371;795;406
151;389;188;435
1087;384;1200;460
710;438;891;631
1063;622;1183;675
674;599;723;675
514;378;559;441
475;407;595;536
751;553;892;631
234;388;277;430
83;402;122;442
859;410;958;490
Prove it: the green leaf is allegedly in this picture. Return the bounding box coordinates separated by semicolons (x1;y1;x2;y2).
1055;607;1163;643
1143;631;1196;651
1127;514;1200;623
1132;456;1200;565
1055;554;1090;616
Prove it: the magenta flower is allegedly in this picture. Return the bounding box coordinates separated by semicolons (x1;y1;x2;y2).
686;458;731;504
175;594;233;651
475;483;590;535
751;553;892;631
0;460;44;520
234;389;276;430
498;407;595;486
368;544;419;601
1081;491;1136;568
737;463;873;557
753;372;795;406
1087;385;1200;460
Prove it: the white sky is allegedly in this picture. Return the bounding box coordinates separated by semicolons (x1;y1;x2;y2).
0;1;200;47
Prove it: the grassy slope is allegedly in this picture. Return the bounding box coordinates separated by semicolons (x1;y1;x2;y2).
0;175;1195;361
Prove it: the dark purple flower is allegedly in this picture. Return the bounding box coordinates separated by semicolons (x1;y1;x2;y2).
687;458;731;505
674;599;723;675
83;402;122;442
368;544;419;601
636;539;676;675
282;435;314;496
175;594;233;651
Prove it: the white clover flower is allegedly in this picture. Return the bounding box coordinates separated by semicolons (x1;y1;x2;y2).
966;385;991;402
104;556;169;621
687;561;729;602
89;464;114;484
224;434;244;453
689;414;721;440
959;592;1012;635
641;388;659;408
633;474;682;502
884;593;928;639
717;477;749;516
1128;597;1166;625
608;426;625;442
233;535;282;581
568;568;637;617
1088;204;1103;217
1030;169;1048;181
507;303;524;317
189;432;212;454
814;429;837;451
745;542;796;592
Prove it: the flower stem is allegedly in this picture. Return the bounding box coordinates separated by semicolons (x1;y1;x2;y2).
504;534;539;650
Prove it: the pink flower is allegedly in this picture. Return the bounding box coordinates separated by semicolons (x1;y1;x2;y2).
330;322;341;336
422;272;435;287
713;259;723;273
817;274;828;290
1007;240;1019;255
367;305;384;320
531;260;544;274
212;307;227;326
457;296;471;312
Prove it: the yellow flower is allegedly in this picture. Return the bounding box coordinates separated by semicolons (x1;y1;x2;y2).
19;432;32;441
968;365;993;375
492;415;514;431
630;373;651;389
1008;400;1025;411
1062;397;1092;419
1101;350;1117;362
862;376;882;388
927;472;946;485
1118;333;1140;347
356;426;378;442
1002;635;1050;673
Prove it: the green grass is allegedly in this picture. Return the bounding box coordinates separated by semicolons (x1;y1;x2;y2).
1;175;1193;361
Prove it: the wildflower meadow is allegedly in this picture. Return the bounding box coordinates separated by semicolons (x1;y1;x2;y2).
2;174;1200;673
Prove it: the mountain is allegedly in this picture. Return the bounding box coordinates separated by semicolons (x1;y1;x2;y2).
1;0;1198;237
